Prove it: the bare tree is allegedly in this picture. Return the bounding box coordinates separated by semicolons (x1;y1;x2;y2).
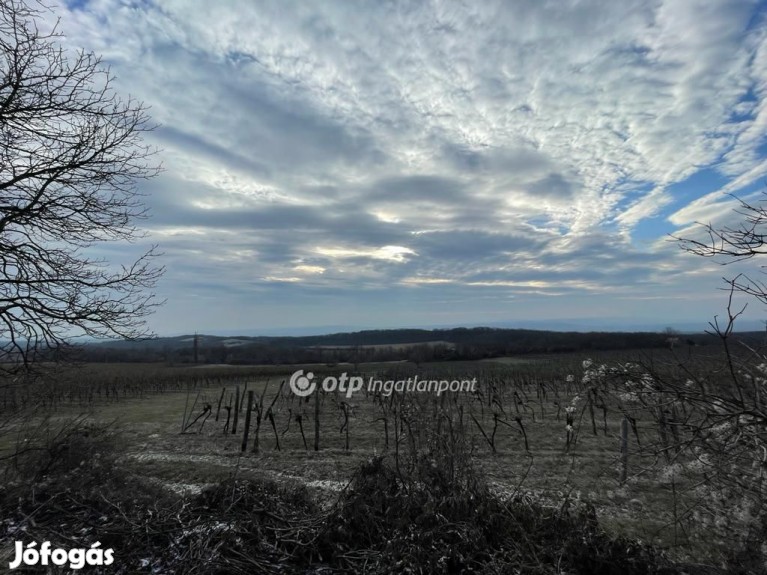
674;190;767;303
579;194;767;563
0;0;163;373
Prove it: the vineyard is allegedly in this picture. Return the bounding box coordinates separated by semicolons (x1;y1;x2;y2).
2;344;764;572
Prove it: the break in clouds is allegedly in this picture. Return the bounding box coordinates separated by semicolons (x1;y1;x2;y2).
54;0;767;332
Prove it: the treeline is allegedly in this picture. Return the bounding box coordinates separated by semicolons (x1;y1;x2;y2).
72;327;749;365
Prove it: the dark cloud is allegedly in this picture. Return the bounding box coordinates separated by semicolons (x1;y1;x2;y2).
410;230;542;260
527;174;574;199
370;175;468;203
154;127;271;178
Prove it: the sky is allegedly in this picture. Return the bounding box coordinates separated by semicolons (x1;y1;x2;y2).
49;0;767;335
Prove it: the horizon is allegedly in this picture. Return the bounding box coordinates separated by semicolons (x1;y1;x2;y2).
77;316;767;341
51;0;767;333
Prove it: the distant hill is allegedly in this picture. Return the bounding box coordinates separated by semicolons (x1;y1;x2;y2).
75;326;763;365
168;317;767;337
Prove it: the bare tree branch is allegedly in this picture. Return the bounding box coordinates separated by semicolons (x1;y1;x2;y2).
0;0;163;374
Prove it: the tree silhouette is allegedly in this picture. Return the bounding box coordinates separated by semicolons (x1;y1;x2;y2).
0;0;163;373
675;190;767;304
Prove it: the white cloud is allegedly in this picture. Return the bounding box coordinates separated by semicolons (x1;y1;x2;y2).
44;0;767;331
316;245;417;263
294;265;326;275
616;186;673;228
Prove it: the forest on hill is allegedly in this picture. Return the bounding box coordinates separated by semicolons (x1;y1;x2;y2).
76;327;750;365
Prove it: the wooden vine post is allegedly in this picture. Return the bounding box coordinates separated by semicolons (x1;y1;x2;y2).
314;387;321;451
231;385;240;435
241;390;254;452
620;416;629;484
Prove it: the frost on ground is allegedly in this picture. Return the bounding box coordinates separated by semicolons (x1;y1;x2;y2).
162;482;212;496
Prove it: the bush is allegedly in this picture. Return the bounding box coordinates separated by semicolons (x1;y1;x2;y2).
1;416;119;489
314;455;676;574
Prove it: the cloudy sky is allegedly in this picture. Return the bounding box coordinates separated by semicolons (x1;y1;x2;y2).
52;0;767;335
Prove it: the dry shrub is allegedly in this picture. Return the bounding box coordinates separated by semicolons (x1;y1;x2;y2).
315;455;677;574
0;450;701;574
1;415;119;490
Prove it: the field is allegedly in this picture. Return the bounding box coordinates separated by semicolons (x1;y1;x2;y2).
2;345;759;573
